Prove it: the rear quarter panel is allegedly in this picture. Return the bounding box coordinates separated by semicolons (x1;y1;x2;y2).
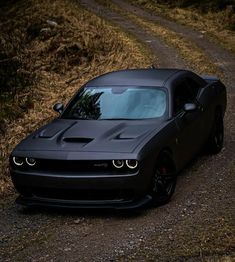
198;79;227;143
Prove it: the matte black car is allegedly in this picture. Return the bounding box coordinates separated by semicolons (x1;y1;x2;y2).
10;68;227;209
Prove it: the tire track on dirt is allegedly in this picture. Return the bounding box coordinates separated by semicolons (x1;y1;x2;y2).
78;0;188;69
112;0;235;92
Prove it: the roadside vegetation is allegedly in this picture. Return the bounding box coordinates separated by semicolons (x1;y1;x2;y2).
0;0;149;196
129;0;235;53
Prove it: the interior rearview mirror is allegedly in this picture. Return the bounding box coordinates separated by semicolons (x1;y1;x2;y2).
53;103;64;114
183;103;197;112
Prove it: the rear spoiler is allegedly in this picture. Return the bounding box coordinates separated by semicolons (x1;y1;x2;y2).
201;75;220;83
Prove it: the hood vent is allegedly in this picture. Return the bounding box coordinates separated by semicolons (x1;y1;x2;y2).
114;134;135;140
63;137;93;143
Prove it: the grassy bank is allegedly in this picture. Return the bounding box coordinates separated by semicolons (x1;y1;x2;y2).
0;0;149;196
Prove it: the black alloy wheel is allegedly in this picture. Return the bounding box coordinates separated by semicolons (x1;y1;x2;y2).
150;152;177;207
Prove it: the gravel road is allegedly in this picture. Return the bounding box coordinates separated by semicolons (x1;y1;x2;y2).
0;0;234;261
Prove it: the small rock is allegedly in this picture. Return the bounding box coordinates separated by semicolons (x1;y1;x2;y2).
40;28;51;33
169;235;174;241
74;218;84;224
74;219;81;224
47;20;58;27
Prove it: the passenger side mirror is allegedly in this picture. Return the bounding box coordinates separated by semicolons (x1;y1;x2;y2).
183;103;197;112
53;103;64;114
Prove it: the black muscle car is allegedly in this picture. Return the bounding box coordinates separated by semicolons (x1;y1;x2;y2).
10;68;227;209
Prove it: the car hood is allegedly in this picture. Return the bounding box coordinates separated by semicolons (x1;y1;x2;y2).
14;118;165;153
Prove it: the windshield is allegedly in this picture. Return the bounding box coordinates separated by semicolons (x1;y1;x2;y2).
61;86;167;120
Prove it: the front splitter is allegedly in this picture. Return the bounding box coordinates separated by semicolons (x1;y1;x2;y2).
16;194;152;210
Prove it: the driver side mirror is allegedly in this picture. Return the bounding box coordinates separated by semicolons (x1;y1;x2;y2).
53;103;64;114
183;103;197;112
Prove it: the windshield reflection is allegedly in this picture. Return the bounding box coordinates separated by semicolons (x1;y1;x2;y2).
62;86;167;120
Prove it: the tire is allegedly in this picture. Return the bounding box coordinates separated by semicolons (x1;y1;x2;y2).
207;110;224;154
150;152;177;207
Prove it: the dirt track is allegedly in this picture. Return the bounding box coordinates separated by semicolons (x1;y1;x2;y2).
0;1;234;261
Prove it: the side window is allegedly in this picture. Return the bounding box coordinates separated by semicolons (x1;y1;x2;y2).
185;77;201;99
173;81;193;115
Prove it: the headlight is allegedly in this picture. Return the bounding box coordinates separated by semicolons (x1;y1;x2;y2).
112;159;139;170
26;157;36;166
13;156;24;166
112;160;124;169
126;160;138;169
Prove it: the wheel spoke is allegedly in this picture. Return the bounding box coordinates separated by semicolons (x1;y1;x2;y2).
155;179;169;197
153;168;175;197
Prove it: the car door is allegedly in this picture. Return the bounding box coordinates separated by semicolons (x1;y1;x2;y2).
185;76;209;146
173;78;204;166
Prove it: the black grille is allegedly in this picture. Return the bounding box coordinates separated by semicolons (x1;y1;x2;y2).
29;160;112;173
28;187;132;201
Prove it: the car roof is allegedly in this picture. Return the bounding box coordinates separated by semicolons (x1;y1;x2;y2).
85;68;186;88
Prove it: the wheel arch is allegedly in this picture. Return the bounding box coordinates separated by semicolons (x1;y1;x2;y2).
156;147;176;172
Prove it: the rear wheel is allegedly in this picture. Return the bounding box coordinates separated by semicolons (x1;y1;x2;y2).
207;110;224;154
150;152;177;207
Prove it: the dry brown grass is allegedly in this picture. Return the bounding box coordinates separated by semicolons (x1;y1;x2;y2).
129;0;235;53
0;0;149;196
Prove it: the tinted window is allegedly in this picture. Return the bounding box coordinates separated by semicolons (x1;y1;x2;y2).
62;86;167;120
173;81;194;115
185;77;201;99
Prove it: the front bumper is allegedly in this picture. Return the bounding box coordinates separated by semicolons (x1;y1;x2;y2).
11;167;153;209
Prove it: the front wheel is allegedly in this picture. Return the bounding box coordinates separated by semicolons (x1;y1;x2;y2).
150;153;177;207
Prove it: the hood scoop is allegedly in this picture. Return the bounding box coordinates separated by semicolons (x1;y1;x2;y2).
63;137;93;144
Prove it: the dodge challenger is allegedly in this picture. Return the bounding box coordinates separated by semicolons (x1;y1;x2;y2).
10;68;227;209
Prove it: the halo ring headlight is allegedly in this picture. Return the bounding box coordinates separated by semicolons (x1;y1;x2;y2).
13;157;24;166
26;157;36;166
112;160;124;169
126;160;138;169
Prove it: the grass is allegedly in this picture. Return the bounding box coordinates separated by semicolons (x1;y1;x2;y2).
129;0;235;53
0;0;149;196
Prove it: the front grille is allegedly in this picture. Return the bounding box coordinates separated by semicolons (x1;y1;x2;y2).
29;160;112;173
28;187;133;201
